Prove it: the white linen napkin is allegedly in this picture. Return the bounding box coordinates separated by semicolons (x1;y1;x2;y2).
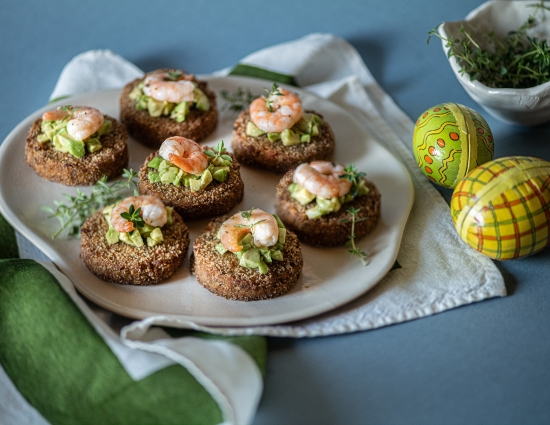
46;35;505;339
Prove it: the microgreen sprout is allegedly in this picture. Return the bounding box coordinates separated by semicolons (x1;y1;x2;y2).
167;70;184;81
263;83;284;112
220;87;256;112
427;0;550;88
120;204;144;228
234;207;266;229
339;207;369;266
203;140;233;162
42;169;139;238
341;163;367;198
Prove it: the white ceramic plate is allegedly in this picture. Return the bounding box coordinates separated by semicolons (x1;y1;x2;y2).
0;76;413;327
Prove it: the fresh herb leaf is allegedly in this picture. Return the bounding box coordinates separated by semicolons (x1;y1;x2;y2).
205;140;232;163
167;70;184;81
339;207;369;266
341;163;367;198
43;168;139;238
262;83;284;112
428;1;550;88
220;87;256;112
119;204;145;228
237;207;266;230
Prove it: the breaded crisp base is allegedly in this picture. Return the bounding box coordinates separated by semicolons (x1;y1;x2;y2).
119;70;218;148
80;209;189;285
275;169;381;246
231;110;335;173
25;114;128;186
138;151;244;219
191;216;303;301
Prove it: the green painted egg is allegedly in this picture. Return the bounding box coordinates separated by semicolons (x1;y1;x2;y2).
412;103;494;188
451;156;550;260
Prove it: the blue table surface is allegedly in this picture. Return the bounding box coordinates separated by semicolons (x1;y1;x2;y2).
2;1;549;424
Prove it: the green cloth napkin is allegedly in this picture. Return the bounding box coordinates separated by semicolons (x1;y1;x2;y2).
0;212;266;425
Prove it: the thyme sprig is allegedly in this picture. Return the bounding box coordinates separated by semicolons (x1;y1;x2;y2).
341;163;367;198
120;204;144;228
234;207;266;229
167;70;184;81
339;207;369;266
204;140;232;162
42;169;139;239
220;87;256;112
427;1;550;88
263;83;284;112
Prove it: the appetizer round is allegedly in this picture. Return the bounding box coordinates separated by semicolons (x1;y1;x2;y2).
231;84;334;173
191;210;303;301
138;137;244;218
120;69;218;148
81;195;189;285
275;161;381;246
25;106;128;186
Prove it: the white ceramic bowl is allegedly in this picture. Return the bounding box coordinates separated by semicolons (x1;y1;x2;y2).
439;1;550;126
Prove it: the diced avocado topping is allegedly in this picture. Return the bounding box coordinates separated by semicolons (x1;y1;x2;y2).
170;101;190;122
55;133;86;158
103;203;169;246
306;196;342;220
147;227;163;247
267;132;281;142
194;88;210;111
147;98;174;117
147;140;233;190
38;110;110;157
148;155;164;169
215;212;287;274
288;183;316;205
105;227;120;245
131;78;207;121
281;129;301;147
247;113;323;146
246;121;266;137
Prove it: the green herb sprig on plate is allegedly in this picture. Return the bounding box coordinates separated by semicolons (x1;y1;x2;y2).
220;87;256;112
339;207;369;266
428;0;550;89
42;169;139;238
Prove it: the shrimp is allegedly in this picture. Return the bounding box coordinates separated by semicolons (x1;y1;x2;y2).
159;136;208;175
40;106;104;141
293;161;352;199
220;208;279;252
42;109;69;121
142;71;195;103
110;195;167;233
249;87;303;133
66;107;104;141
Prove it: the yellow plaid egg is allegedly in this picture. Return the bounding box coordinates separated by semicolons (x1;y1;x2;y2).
451;156;550;260
412;103;494;188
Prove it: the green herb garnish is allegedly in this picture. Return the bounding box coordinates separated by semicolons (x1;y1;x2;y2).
42;169;139;238
234;208;266;230
220;87;256;112
119;204;145;229
339;207;369;266
263;83;284;112
167;70;184;81
341;163;367;198
428;1;550;88
203;140;233;162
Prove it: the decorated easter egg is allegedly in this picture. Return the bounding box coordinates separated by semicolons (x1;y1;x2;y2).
412;103;494;188
451;156;550;260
